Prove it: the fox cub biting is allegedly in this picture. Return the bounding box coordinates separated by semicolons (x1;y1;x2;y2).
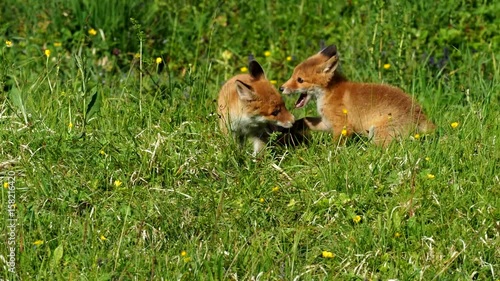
280;44;435;146
218;60;295;156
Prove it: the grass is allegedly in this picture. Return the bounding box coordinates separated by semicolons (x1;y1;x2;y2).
1;0;499;280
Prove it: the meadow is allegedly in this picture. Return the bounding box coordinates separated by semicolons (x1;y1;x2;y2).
0;0;499;280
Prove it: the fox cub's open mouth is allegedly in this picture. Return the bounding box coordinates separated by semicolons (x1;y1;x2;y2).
295;92;311;108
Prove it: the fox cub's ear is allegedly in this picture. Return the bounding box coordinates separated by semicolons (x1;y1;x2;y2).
320;45;339;73
320;44;337;57
248;60;265;80
235;80;256;101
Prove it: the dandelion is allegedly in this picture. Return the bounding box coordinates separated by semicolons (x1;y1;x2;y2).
44;49;51;57
427;174;435;179
272;186;279;192
353;215;361;223
341;128;348;136
100;235;107;241
383;64;391;70
322;251;335;258
181;251;191;262
68;122;73;129
155;57;162;64
3;182;8;188
270;80;277;85
88;28;97;36
240;66;248;73
100;150;106;155
394;232;402;238
264;50;271;57
259;198;265;203
33;240;44;246
221;50;232;61
286;56;292;61
414;133;420;140
5;40;13;47
54;42;62;47
425;157;430;161
114;180;122;187
451;122;459;129
134;53;141;59
342;109;348;114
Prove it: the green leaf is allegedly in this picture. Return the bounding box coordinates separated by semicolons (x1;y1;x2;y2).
9;86;28;124
85;89;102;123
51;244;64;268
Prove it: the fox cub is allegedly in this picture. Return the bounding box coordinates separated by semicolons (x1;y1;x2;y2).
280;44;435;146
218;60;295;156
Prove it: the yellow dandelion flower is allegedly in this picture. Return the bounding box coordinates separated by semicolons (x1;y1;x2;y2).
272;186;279;192
3;182;8;188
270;80;277;85
425;157;430;161
427;174;435;179
341;128;348;136
221;50;232;61
88;28;97;36
33;240;44;246
54;42;62;47
181;250;187;257
264;50;271;57
342;109;348;114
286;56;292;61
44;49;51;57
5;40;13;47
353;215;361;223
100;235;107;241
100;150;106;155
451;122;459;129
134;53;141;59
414;133;420;139
322;251;335;258
114;180;122;187
394;232;402;238
155;57;162;64
383;64;391;70
240;66;248;73
259;198;265;203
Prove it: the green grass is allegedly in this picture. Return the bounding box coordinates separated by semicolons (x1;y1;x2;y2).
1;0;499;280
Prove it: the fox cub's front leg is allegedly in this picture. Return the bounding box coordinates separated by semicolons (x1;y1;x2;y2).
251;137;267;157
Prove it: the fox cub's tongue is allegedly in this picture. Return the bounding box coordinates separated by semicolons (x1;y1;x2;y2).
295;93;308;108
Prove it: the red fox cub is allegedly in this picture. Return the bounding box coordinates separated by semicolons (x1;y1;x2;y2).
280;44;435;146
218;60;295;156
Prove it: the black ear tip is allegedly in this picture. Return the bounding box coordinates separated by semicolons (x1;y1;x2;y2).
321;44;338;57
248;60;264;78
248;60;258;67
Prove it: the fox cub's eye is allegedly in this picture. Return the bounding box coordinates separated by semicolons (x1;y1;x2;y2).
271;109;280;116
297;77;304;83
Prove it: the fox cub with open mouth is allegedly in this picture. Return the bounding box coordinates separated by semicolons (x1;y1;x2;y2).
280;44;435;146
218;60;295;156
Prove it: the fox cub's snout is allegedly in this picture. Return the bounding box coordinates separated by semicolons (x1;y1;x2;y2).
217;60;295;155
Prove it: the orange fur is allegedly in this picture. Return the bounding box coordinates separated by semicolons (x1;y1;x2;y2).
281;45;435;146
218;60;295;155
